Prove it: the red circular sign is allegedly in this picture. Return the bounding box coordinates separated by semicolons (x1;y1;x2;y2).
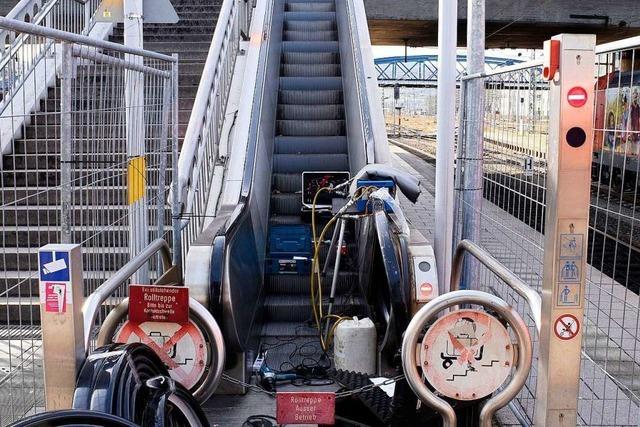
554;314;580;340
567;87;588;108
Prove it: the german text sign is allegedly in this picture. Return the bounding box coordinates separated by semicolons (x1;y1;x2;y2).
276;392;335;425
129;285;189;324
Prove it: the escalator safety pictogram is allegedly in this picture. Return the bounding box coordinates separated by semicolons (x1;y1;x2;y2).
116;320;207;390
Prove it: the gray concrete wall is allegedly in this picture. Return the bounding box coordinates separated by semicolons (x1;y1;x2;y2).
365;0;640;47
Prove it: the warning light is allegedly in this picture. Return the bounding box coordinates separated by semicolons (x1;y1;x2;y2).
420;283;433;295
566;127;586;148
567;86;588;108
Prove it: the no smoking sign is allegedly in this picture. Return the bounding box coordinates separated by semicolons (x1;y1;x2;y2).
554;314;580;340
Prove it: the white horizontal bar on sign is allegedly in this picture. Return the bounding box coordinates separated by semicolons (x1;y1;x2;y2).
462;58;544;81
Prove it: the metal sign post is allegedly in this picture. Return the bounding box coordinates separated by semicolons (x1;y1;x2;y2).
535;33;596;426
38;244;85;410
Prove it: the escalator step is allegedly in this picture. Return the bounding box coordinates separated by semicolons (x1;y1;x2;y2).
272;172;302;193
271;193;302;215
261;321;318;337
282;41;339;53
280;77;342;91
284;11;336;21
281;64;341;77
266;272;357;294
277;119;345;136
279;89;343;105
273;153;349;172
264;294;365;322
285;20;335;32
269;214;305;225
278;104;344;120
282;51;339;65
285;2;335;12
275;136;348;154
284;30;338;42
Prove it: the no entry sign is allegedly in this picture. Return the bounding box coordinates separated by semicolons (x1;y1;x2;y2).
129;285;189;324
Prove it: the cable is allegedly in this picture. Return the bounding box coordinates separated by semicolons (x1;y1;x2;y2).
242;415;278;427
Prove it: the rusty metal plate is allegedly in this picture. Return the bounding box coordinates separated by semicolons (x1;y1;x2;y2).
420;309;513;400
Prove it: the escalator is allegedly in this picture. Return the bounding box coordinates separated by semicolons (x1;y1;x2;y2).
261;0;363;374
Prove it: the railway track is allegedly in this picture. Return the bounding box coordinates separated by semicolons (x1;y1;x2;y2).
391;130;640;294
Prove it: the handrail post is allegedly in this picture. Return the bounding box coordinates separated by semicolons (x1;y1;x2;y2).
171;54;182;278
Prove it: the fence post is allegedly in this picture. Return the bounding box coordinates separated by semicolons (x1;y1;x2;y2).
38;244;85;410
171;55;182;278
459;0;485;290
534;33;596;426
124;0;149;283
60;41;73;244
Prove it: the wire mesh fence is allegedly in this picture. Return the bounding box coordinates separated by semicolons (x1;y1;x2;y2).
456;42;640;425
0;18;177;425
456;64;549;425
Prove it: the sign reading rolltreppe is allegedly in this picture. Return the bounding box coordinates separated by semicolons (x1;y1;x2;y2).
129;285;189;324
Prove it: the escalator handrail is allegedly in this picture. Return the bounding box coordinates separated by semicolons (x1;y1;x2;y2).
82;238;175;353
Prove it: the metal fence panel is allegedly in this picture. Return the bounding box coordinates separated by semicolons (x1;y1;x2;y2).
0;19;177;425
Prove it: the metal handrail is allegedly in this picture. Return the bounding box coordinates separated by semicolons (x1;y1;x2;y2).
175;0;248;233
401;290;533;427
81;238;173;352
0;17;177;62
462;59;544;81
451;239;542;331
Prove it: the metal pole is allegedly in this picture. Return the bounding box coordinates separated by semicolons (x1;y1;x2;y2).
434;0;457;294
60;42;73;244
171;54;182;277
460;0;485;290
123;0;148;283
323;219;346;340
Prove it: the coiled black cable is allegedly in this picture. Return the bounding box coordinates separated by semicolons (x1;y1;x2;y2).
73;343;209;427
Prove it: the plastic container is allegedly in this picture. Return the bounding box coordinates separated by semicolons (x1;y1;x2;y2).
334;317;376;374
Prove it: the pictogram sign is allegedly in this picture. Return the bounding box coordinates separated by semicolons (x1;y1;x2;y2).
420;309;514;400
554;314;580;340
116;320;207;389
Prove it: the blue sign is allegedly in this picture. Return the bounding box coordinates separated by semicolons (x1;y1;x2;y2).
39;251;70;282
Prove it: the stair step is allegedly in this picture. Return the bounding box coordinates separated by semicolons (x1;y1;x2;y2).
273;153;348;173
279;89;343;105
277;104;344;120
285;2;335;13
282;41;339;53
282;51;339;65
284;20;336;32
266;272;357;294
271;192;302;215
277;119;345;136
281;63;341;77
261;321;318;337
272;173;302;193
275;136;348;154
283;11;336;22
284;30;338;42
264;294;364;322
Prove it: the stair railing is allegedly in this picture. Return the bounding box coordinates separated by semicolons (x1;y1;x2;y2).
0;0;102;114
174;0;253;266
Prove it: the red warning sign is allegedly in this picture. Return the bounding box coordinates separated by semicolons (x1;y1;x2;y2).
129;285;189;324
116;320;207;389
44;282;67;313
554;314;580;340
276;392;335;425
567;86;588;108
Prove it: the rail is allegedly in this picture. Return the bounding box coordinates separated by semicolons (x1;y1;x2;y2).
451;239;542;330
81;238;174;352
0;0;102;113
175;0;252;261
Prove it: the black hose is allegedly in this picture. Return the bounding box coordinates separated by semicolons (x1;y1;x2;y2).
9;409;138;427
73;343;209;427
